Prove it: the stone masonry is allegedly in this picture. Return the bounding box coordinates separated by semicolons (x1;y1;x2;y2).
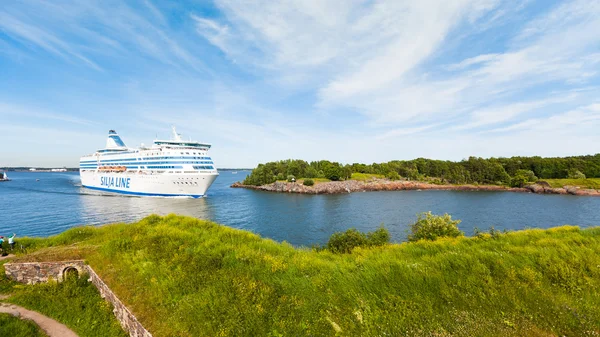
4;260;152;337
3;260;86;284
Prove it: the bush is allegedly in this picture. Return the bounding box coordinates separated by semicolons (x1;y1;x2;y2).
408;212;463;242
367;226;390;246
511;169;538;187
303;179;314;186
567;168;586;179
327;226;390;253
287;175;296;182
386;171;401;180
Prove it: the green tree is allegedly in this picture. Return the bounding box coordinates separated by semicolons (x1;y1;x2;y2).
323;162;343;181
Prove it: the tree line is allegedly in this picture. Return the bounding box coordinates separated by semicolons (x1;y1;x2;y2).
242;154;600;187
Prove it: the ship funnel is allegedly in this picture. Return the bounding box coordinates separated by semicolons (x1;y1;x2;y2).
106;130;127;149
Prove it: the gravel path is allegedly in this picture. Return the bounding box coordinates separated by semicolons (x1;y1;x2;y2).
0;301;78;337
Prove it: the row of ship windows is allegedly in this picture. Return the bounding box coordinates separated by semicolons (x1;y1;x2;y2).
81;156;212;164
79;165;215;170
80;161;213;167
97;148;209;156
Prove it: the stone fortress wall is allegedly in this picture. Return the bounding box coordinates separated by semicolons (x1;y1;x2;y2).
4;260;152;337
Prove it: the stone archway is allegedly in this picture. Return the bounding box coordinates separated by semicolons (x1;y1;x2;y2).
62;267;79;281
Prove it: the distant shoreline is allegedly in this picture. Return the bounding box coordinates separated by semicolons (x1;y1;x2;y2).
232;179;600;196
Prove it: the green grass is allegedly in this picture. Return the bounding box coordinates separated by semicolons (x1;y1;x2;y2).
543;178;600;189
0;260;127;337
5;215;600;336
350;172;385;181
0;313;49;337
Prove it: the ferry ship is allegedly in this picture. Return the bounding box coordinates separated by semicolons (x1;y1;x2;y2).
80;127;218;198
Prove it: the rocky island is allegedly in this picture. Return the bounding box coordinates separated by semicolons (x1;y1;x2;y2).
235;156;600;197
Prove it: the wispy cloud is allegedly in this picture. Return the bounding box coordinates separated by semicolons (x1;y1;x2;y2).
0;13;103;71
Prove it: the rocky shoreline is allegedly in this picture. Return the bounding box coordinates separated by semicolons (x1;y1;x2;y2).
231;179;600;196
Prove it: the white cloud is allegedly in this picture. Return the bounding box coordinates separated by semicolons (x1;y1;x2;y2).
191;0;600;134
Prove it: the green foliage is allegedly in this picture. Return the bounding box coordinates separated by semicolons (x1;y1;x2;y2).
386;171;401;180
4;272;127;337
0;313;48;337
408;212;464;242
7;215;600;336
304;167;318;178
567;168;586;179
327;226;391;253
511;169;538;187
322;162;343;181
327;229;367;253
366;226;391;246
286;175;296;182
302;178;314;186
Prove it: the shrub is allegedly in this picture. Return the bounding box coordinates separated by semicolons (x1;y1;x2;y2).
386;171;401;180
287;175;296;182
511;169;538;187
367;226;390;246
408;212;463;242
327;229;367;253
303;179;314;186
567;168;586;179
327;226;390;253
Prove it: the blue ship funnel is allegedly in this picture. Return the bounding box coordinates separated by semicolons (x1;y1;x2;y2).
106;130;127;149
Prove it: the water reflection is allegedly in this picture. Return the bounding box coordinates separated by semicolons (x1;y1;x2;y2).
79;189;216;225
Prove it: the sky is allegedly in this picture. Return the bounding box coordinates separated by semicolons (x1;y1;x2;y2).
1;0;599;168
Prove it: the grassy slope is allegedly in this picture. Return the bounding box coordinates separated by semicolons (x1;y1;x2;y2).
544;178;600;189
0;313;49;337
7;215;600;337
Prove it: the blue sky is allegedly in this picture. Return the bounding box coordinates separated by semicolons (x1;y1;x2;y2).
1;0;599;168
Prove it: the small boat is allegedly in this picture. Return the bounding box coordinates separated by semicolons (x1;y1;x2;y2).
231;171;238;174
0;172;10;182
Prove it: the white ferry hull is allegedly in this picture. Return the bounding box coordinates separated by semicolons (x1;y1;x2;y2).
81;170;218;198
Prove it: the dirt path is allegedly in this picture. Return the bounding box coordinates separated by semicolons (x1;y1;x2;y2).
0;254;15;261
0;301;78;337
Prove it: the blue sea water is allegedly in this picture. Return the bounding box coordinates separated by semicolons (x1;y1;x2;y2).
1;171;600;246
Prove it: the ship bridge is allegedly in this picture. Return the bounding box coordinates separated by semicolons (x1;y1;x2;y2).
153;127;211;150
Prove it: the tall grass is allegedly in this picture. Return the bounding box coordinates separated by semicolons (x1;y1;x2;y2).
350;172;385;181
544;178;600;189
0;313;49;337
6;214;600;336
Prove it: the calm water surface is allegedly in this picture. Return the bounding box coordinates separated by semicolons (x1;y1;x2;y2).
1;171;599;246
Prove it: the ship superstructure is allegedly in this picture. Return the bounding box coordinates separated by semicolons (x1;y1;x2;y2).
79;127;218;198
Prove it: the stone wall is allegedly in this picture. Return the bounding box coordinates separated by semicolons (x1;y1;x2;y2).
4;260;153;337
86;266;152;337
3;260;86;284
